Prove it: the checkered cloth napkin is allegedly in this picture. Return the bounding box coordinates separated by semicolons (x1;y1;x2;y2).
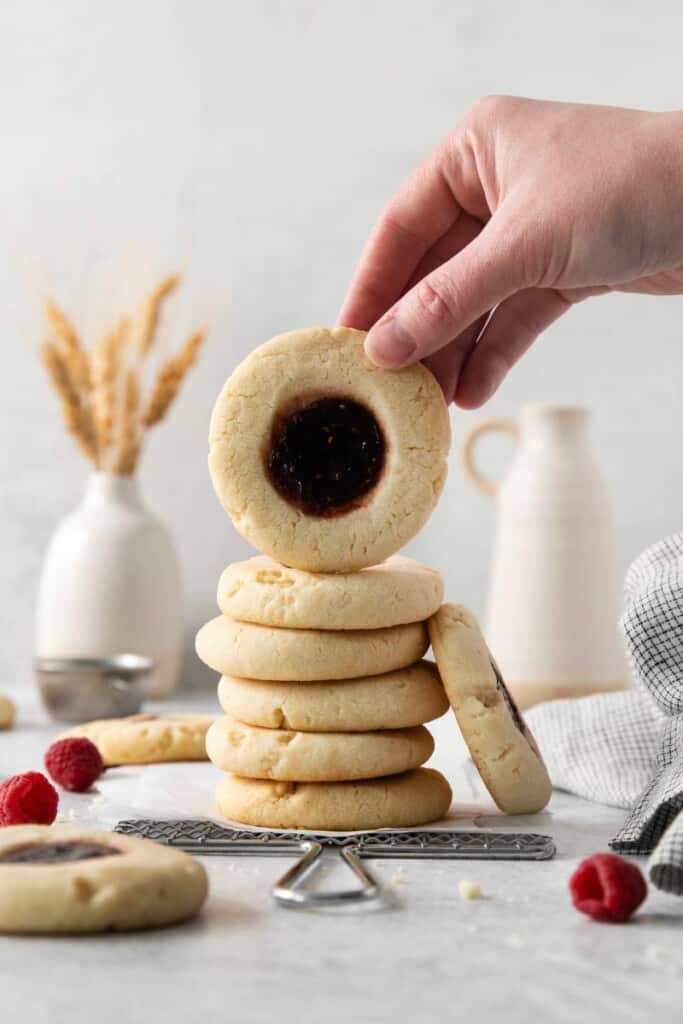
526;532;683;895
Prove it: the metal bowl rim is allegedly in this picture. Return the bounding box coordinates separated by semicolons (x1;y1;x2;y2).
34;654;155;675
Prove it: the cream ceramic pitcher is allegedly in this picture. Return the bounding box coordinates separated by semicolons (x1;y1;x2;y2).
461;404;626;709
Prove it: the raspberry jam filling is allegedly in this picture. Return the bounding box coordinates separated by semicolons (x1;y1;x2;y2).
267;397;386;517
0;842;121;865
490;658;525;733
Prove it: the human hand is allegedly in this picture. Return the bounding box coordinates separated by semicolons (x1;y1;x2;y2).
339;97;683;406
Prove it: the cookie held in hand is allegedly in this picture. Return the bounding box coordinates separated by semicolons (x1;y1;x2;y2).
208;327;451;572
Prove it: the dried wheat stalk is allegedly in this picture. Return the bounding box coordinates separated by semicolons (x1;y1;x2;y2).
40;341;98;463
44;298;91;394
40;274;205;474
136;274;179;357
92;317;126;459
112;368;140;475
141;328;206;428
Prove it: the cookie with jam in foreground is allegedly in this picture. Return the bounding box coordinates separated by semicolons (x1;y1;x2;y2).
428;604;552;815
0;824;208;934
208;326;451;573
60;713;215;767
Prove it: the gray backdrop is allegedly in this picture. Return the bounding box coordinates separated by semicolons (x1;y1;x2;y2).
1;0;681;692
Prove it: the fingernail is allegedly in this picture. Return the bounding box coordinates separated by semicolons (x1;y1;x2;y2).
365;315;417;367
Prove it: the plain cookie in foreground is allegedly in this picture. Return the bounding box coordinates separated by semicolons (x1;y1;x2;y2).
208;326;450;572
428;603;552;814
196;615;428;681
60;713;215;767
0;824;208;934
217;554;443;630
217;662;448;732
206;715;434;781
215;768;453;831
0;694;15;730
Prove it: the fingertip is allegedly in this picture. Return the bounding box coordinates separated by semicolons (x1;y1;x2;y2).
364;317;418;369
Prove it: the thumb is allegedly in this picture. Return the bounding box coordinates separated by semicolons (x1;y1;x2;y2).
364;210;529;368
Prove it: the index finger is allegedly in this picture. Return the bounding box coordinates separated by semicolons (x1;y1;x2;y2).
338;153;461;331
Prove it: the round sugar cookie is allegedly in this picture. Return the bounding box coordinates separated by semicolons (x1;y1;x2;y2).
206;715;433;781
0;824;208;934
60;713;215;767
217;661;448;731
428;604;552;814
0;694;15;730
195;615;428;681
215;768;452;831
217;554;443;630
208;326;451;572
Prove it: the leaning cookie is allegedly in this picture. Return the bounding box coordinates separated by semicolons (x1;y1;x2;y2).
429;604;552;814
59;713;215;767
0;694;15;730
208;326;451;572
217;554;443;630
0;824;208;934
215;769;452;831
207;715;434;782
196;615;428;681
217;662;449;732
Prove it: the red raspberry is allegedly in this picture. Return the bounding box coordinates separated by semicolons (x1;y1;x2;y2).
570;852;647;923
44;737;104;793
0;771;59;826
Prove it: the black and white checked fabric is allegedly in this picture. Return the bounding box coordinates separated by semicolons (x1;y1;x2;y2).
526;532;683;895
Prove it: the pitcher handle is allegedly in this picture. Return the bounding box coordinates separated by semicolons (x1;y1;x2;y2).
460;418;519;497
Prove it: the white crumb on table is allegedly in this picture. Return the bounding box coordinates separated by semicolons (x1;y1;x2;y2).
389;868;407;886
459;879;483;901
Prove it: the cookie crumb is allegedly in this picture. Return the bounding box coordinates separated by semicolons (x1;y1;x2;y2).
459;879;483;901
390;868;407;886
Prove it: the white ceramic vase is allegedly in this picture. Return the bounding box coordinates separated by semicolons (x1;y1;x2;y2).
35;473;183;698
461;404;627;709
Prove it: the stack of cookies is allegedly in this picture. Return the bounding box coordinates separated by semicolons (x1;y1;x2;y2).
196;326;552;830
195;556;453;830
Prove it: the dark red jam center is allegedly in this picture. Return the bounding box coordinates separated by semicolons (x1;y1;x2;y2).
0;842;121;865
490;658;525;733
267;397;385;517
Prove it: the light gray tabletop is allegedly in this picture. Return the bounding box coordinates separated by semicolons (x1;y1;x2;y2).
1;693;682;1024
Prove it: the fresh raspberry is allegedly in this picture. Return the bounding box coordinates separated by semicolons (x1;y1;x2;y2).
0;771;59;826
44;737;104;792
570;852;647;923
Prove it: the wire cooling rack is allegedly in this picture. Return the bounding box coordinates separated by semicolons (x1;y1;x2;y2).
115;818;556;909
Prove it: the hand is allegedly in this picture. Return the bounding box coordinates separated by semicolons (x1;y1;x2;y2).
339;97;683;407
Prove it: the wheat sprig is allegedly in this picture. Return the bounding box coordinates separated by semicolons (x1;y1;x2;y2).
40;341;98;463
141;328;206;428
112;368;140;475
44;298;91;394
92;317;126;459
135;274;180;357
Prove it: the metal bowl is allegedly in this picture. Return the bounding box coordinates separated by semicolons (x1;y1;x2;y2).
35;654;157;723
